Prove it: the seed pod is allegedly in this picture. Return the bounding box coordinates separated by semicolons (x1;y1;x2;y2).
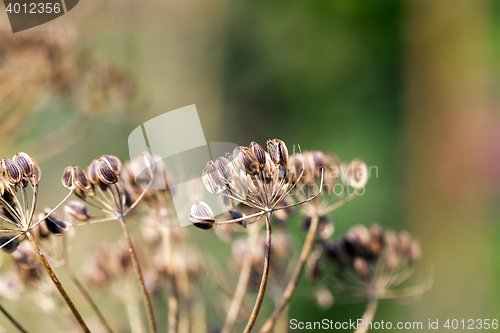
31;158;41;184
12;153;34;178
202;161;222;195
312;150;328;177
1;159;22;187
289;153;304;182
102;155;122;175
262;152;275;178
64;201;91;222
324;241;347;267
347;158;368;189
0;236;20;253
188;201;215;230
409;240;421;264
73;167;93;194
225;152;240;175
215;157;232;183
368;224;384;255
229;209;247;228
62;166;75;190
39;208;67;235
267;139;288;167
87;159;100;185
249;142;266;169
353;257;371;281
236;147;259;175
97;157;120;184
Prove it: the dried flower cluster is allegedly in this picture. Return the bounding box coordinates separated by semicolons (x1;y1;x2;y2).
324;224;425;301
0;137;428;333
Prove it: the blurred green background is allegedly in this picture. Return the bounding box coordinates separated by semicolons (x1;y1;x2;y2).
1;0;500;331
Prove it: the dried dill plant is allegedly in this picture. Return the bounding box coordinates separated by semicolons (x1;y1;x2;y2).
60;154;156;333
322;224;432;333
0;152;90;332
260;150;368;332
189;139;324;333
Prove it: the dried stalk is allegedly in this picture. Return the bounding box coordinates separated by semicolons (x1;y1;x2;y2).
119;216;157;333
260;215;319;333
26;232;90;333
243;213;272;333
354;299;378;333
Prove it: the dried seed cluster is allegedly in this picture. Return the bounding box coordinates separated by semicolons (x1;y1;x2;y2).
324;224;422;300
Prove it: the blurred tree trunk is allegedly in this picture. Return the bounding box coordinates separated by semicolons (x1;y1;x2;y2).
405;0;493;322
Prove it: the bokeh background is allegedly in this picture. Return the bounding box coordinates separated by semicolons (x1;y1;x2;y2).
1;0;500;331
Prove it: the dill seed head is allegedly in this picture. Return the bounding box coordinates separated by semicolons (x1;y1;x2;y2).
188;201;215;229
324;223;424;301
64;201;91;222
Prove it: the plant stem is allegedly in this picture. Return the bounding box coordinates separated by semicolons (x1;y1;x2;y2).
63;262;114;333
243;213;272;333
260;215;319;333
119;216;157;333
354;299;378;333
0;301;29;333
26;232;90;333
